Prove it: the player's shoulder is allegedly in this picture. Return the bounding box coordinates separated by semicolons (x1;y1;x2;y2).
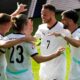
6;33;14;37
38;23;47;29
56;21;64;29
60;29;71;37
4;33;25;40
3;33;14;40
65;29;71;33
0;34;3;39
76;27;80;32
73;27;80;35
24;42;36;50
57;21;64;26
65;29;71;36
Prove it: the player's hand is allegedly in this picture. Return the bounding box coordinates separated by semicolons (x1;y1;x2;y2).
11;2;27;16
48;32;61;37
16;2;27;13
56;47;65;56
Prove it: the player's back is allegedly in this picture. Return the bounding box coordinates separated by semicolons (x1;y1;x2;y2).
4;33;35;80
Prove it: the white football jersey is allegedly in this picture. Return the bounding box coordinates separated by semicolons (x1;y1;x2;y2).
0;34;7;80
35;22;71;80
69;28;80;80
4;33;38;80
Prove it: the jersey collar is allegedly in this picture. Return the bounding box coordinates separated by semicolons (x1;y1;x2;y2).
48;21;58;30
13;32;24;35
71;27;79;34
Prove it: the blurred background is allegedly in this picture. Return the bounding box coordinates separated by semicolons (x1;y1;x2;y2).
0;0;80;35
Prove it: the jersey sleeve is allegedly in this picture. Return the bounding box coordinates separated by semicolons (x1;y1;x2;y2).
25;43;38;57
4;33;25;40
75;29;80;40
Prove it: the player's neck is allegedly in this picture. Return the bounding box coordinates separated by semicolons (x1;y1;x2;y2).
69;24;78;33
0;30;5;36
47;19;57;28
47;19;57;29
0;25;6;36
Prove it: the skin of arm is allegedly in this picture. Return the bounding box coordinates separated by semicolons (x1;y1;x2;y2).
52;32;80;47
64;37;80;47
32;48;65;63
0;35;36;48
49;32;80;47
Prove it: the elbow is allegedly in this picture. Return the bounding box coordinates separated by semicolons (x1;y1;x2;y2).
36;60;42;64
75;45;80;48
75;43;80;48
73;44;80;48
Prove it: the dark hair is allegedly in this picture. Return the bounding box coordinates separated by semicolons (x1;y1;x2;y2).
12;14;27;32
0;13;11;24
42;4;56;13
61;10;79;23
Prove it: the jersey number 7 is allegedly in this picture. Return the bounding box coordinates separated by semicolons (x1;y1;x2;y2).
47;40;50;49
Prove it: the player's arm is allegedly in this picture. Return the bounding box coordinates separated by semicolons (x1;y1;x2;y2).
49;31;80;47
32;47;64;63
0;36;35;48
62;36;80;47
11;2;27;16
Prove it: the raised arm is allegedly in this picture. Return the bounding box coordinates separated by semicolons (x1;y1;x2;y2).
11;2;27;16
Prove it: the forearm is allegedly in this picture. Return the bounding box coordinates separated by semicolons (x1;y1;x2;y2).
64;37;80;47
11;3;27;16
60;33;80;47
10;10;20;16
0;35;36;48
33;52;61;63
0;38;26;48
40;52;61;63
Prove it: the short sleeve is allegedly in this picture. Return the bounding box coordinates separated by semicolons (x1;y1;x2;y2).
25;43;38;56
75;29;80;40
